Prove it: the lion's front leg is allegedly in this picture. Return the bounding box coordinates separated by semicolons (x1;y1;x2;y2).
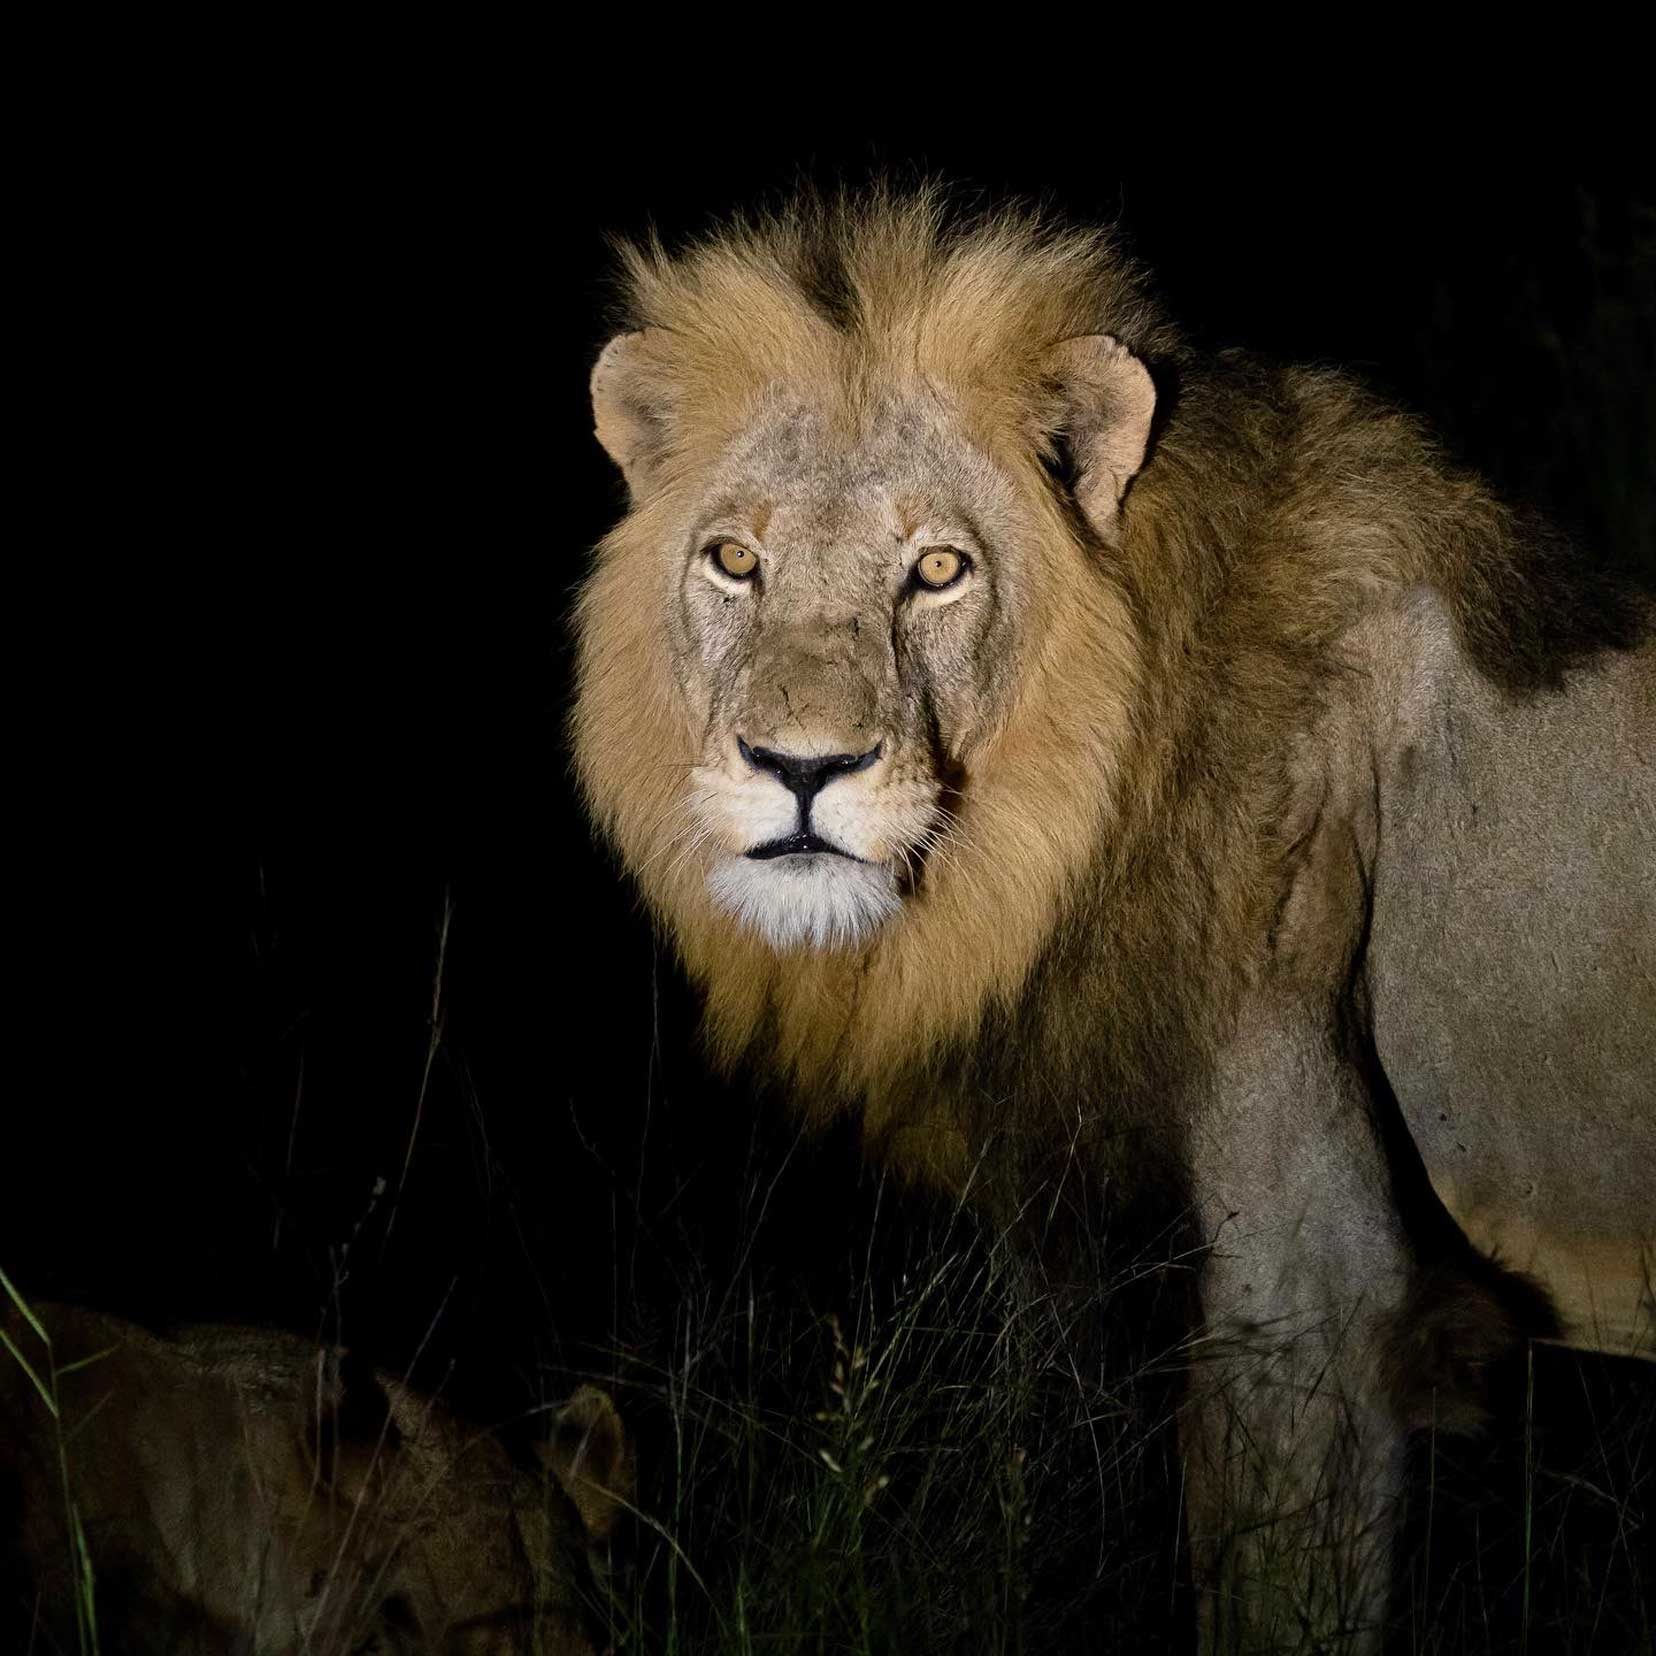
1182;1003;1414;1654
1184;1242;1408;1654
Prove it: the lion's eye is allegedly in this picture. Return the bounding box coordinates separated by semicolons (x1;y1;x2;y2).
914;547;966;589
711;542;759;580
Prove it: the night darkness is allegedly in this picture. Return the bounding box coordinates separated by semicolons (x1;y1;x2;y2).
13;112;1655;1651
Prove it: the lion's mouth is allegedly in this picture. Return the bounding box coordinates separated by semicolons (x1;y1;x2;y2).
745;831;861;862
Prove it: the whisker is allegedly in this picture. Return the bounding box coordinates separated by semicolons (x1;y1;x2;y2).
634;792;719;874
664;824;719;885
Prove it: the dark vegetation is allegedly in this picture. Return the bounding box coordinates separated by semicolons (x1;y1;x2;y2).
11;116;1654;1654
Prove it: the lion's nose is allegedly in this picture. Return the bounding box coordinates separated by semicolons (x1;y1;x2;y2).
738;738;882;809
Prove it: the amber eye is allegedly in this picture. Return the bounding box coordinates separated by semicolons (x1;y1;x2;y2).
914;547;966;589
710;541;758;580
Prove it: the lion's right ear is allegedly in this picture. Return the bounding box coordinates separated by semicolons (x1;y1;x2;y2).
1039;334;1157;543
591;331;667;498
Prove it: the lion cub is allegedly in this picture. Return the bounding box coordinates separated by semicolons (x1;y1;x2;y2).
1;1299;631;1654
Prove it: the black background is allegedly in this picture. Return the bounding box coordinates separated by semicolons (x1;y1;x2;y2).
16;115;1654;1422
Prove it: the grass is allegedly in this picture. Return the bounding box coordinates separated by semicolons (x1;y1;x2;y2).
1397;1337;1655;1656
582;1192;1190;1654
1;1269;105;1656
574;1188;1653;1655
9;1197;1651;1654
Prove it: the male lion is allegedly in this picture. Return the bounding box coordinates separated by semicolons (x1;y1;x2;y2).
573;187;1653;1651
1;1300;632;1653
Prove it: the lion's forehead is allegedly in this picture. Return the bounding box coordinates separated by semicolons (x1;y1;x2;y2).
700;394;1005;541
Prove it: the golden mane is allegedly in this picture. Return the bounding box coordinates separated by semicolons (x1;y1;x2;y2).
573;187;1645;1198
605;183;1182;474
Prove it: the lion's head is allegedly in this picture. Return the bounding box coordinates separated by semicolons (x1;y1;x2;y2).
574;190;1184;1123
2;1303;633;1654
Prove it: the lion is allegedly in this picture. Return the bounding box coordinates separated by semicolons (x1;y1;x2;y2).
572;186;1654;1650
1;1300;633;1654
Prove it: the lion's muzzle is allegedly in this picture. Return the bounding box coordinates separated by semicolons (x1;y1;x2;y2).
737;737;883;860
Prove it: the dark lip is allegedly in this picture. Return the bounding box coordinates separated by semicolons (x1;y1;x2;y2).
745;832;859;862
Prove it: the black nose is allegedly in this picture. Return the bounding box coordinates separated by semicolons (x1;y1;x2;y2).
738;738;882;808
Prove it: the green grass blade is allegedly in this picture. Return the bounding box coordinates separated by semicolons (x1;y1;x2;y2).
55;1343;120;1379
0;1265;50;1344
0;1323;58;1417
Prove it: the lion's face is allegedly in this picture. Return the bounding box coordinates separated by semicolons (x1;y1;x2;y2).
578;206;1159;1031
662;395;1034;951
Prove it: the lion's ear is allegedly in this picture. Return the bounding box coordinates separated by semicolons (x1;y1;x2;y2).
591;330;667;498
540;1384;634;1541
309;1347;400;1495
1040;334;1156;541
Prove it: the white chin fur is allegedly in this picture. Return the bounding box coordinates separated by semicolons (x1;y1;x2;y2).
707;854;901;951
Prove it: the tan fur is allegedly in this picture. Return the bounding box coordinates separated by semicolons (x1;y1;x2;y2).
2;1302;628;1654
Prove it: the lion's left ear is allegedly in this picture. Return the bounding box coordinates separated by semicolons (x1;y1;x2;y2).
539;1384;634;1541
1040;335;1156;541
